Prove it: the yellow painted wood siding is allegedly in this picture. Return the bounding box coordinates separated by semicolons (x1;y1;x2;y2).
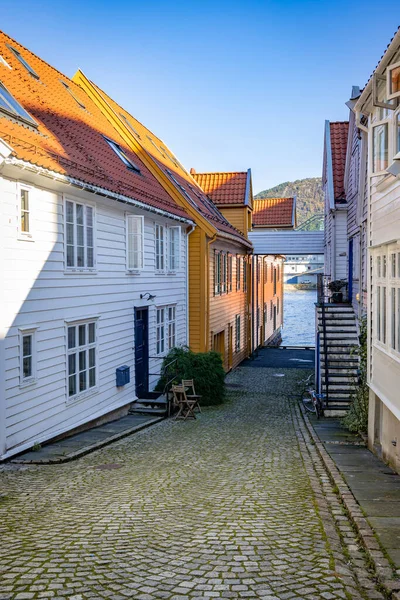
209;240;249;371
188;227;206;353
252;256;284;351
219;207;248;237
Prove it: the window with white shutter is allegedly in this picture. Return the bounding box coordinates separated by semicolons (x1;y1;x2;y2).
127;215;144;270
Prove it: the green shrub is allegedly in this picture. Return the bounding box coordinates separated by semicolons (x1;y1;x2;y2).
156;346;226;406
342;316;368;434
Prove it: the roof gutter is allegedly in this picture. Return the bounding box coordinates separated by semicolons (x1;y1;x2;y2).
355;27;400;114
5;157;195;225
217;228;253;249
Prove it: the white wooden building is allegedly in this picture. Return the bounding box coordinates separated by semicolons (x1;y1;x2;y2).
0;32;194;460
354;27;400;471
322;120;349;282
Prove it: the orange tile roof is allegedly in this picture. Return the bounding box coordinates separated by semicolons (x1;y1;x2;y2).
84;80;250;246
330;121;349;201
0;31;190;220
253;197;295;228
190;170;249;206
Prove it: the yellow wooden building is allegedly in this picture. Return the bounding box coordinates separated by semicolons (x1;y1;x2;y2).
73;71;252;370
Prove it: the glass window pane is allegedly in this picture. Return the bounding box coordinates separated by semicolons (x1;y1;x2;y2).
377;256;381;278
373;124;388;173
77;224;84;246
79;370;87;392
383;255;387;278
79;350;86;371
68;327;76;349
392;254;397;278
87;247;94;268
76;204;84;225
0;81;35;121
67;245;74;267
21;189;29;212
88;323;95;344
390;65;400;96
392;288;396;349
89;347;95;368
89;368;96;388
78;325;85;346
66;223;74;245
77;245;84;267
23;356;32;378
383;287;387;344
377;286;381;341
68;353;76;375
21;211;29;233
23;335;31;357
66;201;74;222
69;374;76;397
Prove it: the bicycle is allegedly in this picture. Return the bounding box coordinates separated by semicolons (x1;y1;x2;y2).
301;388;325;419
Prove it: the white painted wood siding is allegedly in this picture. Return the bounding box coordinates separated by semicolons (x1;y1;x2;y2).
0;172;189;458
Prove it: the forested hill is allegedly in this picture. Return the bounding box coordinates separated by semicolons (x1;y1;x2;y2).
255;177;323;230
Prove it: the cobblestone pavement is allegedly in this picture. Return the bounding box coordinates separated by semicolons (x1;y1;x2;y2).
0;367;384;600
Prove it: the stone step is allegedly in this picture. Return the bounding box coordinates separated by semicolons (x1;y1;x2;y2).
129;395;168;416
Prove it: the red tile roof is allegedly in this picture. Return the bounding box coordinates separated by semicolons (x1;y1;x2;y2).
0;31;190;221
84;79;250;246
190;170;249;205
330;121;349;201
252;197;295;228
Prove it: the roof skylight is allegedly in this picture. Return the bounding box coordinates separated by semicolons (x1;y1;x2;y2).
60;80;86;110
0;55;11;69
0;80;37;126
147;135;165;157
119;113;141;138
7;45;39;79
104;137;141;173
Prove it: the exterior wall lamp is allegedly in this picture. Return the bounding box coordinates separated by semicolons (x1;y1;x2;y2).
140;292;156;301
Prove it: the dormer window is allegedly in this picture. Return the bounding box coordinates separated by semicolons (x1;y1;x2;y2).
387;61;400;100
7;45;39;79
60;81;86;110
0;80;37;126
104;137;141;173
119;113;141;139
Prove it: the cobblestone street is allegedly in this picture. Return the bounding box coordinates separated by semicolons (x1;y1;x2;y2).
0;366;384;600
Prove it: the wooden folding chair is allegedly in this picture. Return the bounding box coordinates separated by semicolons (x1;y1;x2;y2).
181;379;202;413
171;385;196;420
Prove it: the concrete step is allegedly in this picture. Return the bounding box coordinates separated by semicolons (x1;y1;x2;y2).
129;395;167;416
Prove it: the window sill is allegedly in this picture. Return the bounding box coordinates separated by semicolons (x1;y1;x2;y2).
18;233;35;242
126;269;142;276
19;378;37;389
167;270;177;276
67;386;99;405
64;269;98;275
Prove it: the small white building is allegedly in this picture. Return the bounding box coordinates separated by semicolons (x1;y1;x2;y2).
322;121;349;282
284;255;324;285
0;33;194;460
354;27;400;471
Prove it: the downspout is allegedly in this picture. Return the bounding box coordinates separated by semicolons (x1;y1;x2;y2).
186;224;196;347
206;234;217;351
332;211;336;280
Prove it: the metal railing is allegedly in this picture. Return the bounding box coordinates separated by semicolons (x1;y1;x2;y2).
148;356;179;416
317;274;349;305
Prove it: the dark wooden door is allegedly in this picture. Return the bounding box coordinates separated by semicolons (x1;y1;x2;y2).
134;308;149;398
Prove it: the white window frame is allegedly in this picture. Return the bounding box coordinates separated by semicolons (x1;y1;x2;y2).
17;183;34;240
126;214;144;272
235;314;241;353
64;196;96;272
370;117;390;175
155;223;166;272
387;60;400;101
168;226;180;272
66;318;98;402
167;306;176;350
19;328;37;387
373;245;400;362
156;307;165;355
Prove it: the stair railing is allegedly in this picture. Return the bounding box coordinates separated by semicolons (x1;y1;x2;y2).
321;300;329;410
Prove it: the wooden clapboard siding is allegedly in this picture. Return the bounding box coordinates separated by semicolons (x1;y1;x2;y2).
218;206;248;236
1;173;189;458
209;239;249;370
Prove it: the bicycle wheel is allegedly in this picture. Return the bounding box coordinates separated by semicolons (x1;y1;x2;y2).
301;391;317;414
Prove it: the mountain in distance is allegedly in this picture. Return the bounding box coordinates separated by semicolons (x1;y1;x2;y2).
255;177;323;230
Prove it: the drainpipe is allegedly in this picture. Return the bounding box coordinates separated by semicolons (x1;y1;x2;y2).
206;234;217;351
186;224;196;348
332;211;336;280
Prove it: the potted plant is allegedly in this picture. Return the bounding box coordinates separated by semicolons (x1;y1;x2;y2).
328;279;347;303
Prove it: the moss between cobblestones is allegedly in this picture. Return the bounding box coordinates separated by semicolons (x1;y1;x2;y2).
0;365;385;600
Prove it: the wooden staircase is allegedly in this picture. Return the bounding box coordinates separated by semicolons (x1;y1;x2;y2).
317;304;359;416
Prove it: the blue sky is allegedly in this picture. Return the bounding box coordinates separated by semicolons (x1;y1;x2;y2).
1;1;398;192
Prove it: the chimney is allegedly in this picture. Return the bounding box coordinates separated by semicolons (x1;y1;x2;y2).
190;168;196;174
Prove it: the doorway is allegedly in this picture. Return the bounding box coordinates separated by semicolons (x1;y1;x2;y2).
134;307;149;398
